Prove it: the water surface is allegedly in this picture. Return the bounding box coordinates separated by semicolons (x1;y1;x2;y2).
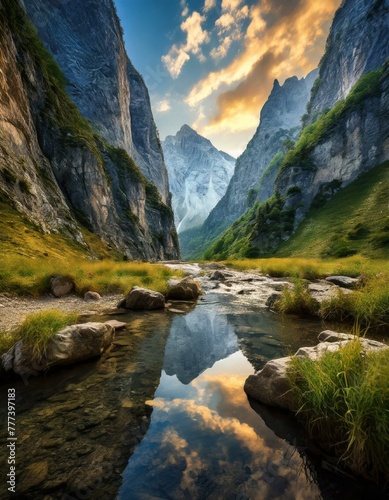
0;292;384;499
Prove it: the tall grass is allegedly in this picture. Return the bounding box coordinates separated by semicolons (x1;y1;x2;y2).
0;310;78;357
319;273;389;329
275;279;319;316
288;339;389;483
0;255;183;297
223;255;386;279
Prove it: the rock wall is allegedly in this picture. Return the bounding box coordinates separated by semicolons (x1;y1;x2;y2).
202;71;317;237
308;0;389;119
23;0;171;203
0;0;179;260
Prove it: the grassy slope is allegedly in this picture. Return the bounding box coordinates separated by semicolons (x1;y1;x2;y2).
276;162;389;259
0;199;120;261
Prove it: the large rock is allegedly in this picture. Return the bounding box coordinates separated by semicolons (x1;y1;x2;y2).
50;275;75;297
166;277;202;300
325;276;359;289
244;357;296;411
1;323;114;378
123;286;165;310
244;331;389;411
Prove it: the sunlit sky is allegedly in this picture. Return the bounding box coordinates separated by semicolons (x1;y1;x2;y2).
115;0;341;157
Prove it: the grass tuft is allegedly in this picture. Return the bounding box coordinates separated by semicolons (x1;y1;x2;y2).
288;338;389;483
0;310;78;358
275;279;319;316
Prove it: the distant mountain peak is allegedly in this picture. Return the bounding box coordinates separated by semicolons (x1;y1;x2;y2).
179;124;197;135
162;127;235;233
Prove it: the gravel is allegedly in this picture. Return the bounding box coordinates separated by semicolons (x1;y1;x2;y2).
0;293;123;332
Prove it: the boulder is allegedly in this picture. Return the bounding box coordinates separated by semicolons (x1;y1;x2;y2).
210;270;227;281
123;286;165;310
244;331;389;411
50;275;75;297
166;277;202;300
318;330;387;352
84;291;101;301
1;323;114;378
325;276;359;289
266;292;282;309
244;358;296;411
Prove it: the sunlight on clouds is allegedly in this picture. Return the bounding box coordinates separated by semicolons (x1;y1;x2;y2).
186;0;341;133
203;0;217;12
162;12;210;78
156;99;171;112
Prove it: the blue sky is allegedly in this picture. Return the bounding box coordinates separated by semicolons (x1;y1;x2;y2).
115;0;341;157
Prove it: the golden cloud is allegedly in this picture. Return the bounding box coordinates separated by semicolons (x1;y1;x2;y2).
162;11;210;78
187;0;342;134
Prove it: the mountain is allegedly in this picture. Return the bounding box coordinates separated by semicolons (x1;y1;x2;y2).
179;71;316;259
308;0;389;121
162;125;235;233
0;0;179;260
203;71;317;236
204;0;389;260
23;0;170;203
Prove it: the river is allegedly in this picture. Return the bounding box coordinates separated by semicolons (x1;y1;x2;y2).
0;287;385;499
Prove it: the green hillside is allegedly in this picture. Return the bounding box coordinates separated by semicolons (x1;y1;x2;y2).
204;162;388;260
275;161;389;258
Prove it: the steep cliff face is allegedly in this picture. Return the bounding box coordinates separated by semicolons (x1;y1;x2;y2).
0;0;179;260
276;64;389;226
204;64;389;260
203;71;317;237
203;0;389;260
308;0;389;119
162;125;235;233
23;0;170;203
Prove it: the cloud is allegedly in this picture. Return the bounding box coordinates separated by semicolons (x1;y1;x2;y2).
186;0;342;133
210;1;249;61
156;99;171;112
203;0;216;12
162;11;210;78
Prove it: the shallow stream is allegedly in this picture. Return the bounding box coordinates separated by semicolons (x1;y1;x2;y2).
0;290;385;499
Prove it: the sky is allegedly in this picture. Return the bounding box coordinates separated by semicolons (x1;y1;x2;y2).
115;0;342;157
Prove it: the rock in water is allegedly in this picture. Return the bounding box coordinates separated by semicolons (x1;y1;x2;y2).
325;276;359;289
244;331;389;411
124;287;165;310
244;358;296;411
1;323;114;377
166;277;202;300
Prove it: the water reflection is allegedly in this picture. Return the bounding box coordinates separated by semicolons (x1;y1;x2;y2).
164;309;239;384
119;298;325;499
119;352;321;499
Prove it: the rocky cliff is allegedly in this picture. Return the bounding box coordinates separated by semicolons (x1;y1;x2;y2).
204;0;389;260
0;0;178;260
162;125;235;233
202;71;317;238
23;0;170;203
308;0;389;121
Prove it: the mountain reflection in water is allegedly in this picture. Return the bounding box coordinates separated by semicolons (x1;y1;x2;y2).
119;295;323;500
